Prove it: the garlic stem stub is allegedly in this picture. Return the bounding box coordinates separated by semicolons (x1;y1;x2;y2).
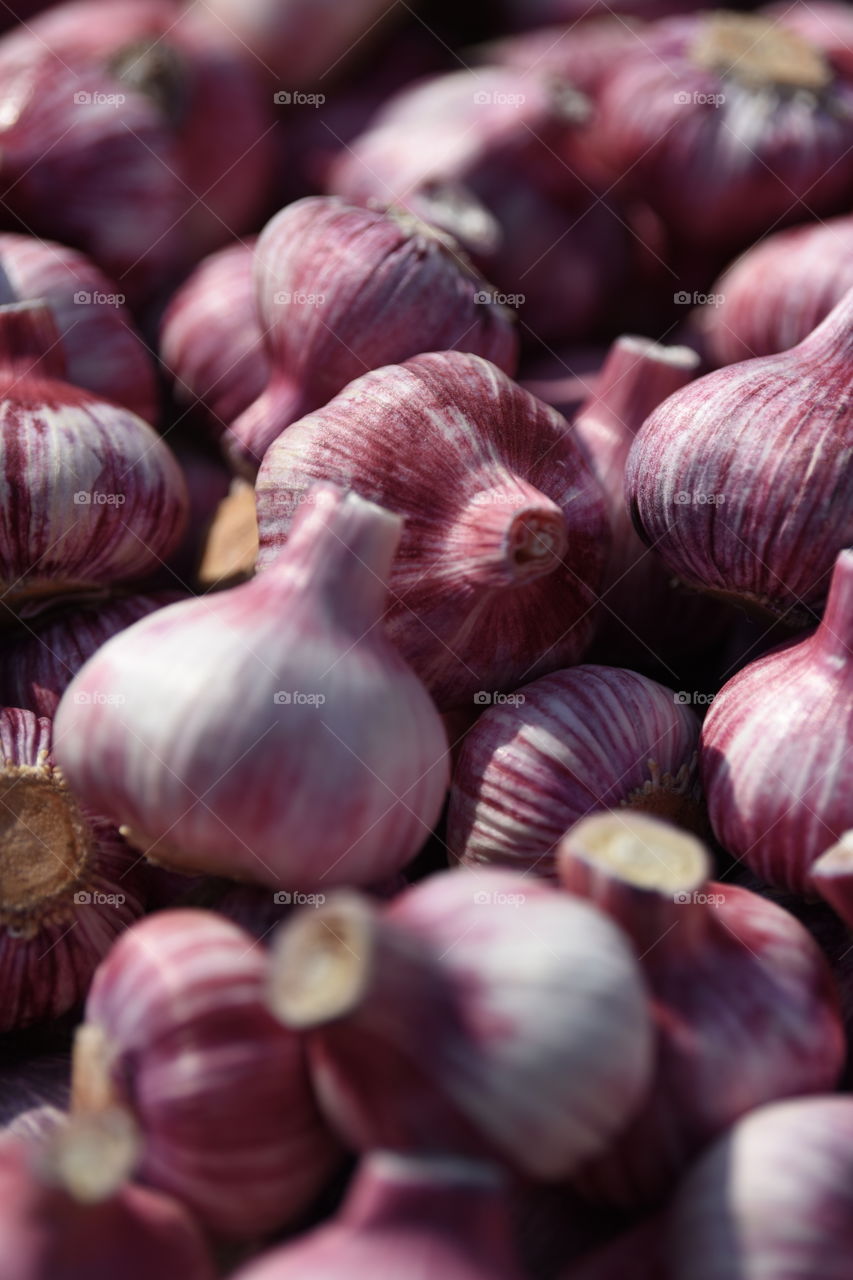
72;908;341;1239
256;351;610;709
669;1097;853;1280
448;665;703;879
54;484;450;888
268;869;654;1178
700;547;853;892
225;197;519;475
0;708;146;1033
230;1150;525;1280
0;1127;217;1280
626;288;853;623
558;812;845;1207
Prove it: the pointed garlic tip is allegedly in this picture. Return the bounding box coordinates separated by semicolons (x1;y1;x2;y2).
70;1024;121;1117
455;482;568;586
268;892;376;1029
0;299;67;381
802;282;853;356
580;334;700;438
815;547;853;664
39;1107;141;1205
691;12;831;91
810;832;853;928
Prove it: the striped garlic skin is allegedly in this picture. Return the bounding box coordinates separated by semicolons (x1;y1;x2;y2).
256;353;609;709
626;290;853;620
83;910;340;1238
0;710;146;1032
700;551;853;893
227;198;519;473
0;593;177;718
231;1152;526;1280
0;1136;217;1280
670;1097;853;1280
0;51;185;304
0;382;188;602
448;666;701;878
160;238;268;431
697;216;853;366
571;882;844;1207
300;871;654;1178
0;234;157;423
594;13;853;249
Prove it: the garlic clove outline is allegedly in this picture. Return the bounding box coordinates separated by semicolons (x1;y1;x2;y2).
54;484;450;888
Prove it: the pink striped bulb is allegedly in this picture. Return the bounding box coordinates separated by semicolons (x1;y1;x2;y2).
267;868;654;1178
54;485;450;887
72;909;341;1238
558;812;844;1206
448;665;703;880
670;1097;853;1280
226;197;519;476
256;352;610;710
700;548;853;892
626;289;853;623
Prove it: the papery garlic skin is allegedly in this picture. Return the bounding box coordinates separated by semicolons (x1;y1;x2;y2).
0;375;188;609
226;197;519;475
160;239;268;431
0;593;177;717
595;11;853;250
448;665;702;879
0;1133;217;1280
54;485;449;888
0;710;145;1032
232;1152;525;1280
626;289;853;622
558;812;844;1207
76;909;341;1239
701;549;853;893
0;234;157;422
269;869;654;1178
695;216;853;365
256;352;609;709
669;1097;853;1280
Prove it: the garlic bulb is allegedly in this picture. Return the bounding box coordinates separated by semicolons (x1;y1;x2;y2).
700;548;853;892
669;1097;853;1280
694;216;853;365
0;0;274;294
595;11;853;250
0;1126;216;1280
159;239;268;431
268;868;654;1178
0;234;157;422
811;832;853;928
0;592;177;717
72;909;341;1238
328;68;629;343
558;812;844;1207
231;1153;525;1280
226;197;519;475
256;352;610;710
448;665;702;879
626;288;853;623
54;485;450;887
0;709;146;1032
0;303;187;613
